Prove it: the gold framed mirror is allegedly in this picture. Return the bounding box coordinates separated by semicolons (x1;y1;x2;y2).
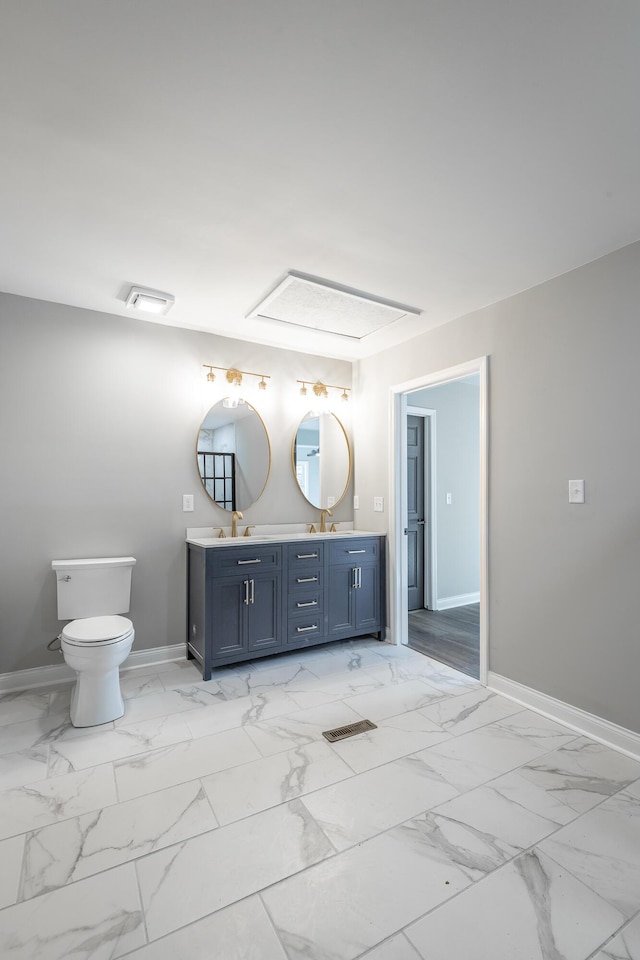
197;399;271;511
292;411;352;509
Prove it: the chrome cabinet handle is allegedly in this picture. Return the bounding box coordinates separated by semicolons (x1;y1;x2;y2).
296;553;318;559
296;624;318;633
347;549;366;554
296;576;318;583
243;579;249;605
352;567;362;589
237;559;261;565
296;600;318;608
250;579;255;604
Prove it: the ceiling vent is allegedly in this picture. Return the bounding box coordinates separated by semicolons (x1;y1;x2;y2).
246;272;422;340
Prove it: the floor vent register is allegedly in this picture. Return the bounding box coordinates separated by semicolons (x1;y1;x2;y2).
322;719;377;742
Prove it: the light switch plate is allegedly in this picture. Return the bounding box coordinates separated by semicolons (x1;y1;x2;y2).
373;497;384;512
568;480;585;503
182;494;194;512
446;492;452;505
327;496;336;507
353;495;359;509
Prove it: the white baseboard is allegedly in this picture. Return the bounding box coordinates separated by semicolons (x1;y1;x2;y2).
435;591;480;611
0;644;187;694
488;671;640;762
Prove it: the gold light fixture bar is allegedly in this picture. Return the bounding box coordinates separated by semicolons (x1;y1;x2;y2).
297;380;351;402
203;365;271;390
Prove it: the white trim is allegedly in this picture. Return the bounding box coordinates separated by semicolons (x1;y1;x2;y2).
389;357;489;684
436;591;480;611
488;672;640;761
0;644;187;694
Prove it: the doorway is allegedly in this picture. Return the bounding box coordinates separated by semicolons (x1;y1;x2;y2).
389;358;488;684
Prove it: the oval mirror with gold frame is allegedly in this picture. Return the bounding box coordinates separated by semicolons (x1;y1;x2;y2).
292;411;352;509
197;399;271;511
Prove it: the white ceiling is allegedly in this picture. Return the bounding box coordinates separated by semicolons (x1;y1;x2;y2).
1;1;639;361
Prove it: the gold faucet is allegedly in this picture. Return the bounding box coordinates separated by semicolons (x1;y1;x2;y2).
243;525;255;537
231;510;243;537
319;508;333;533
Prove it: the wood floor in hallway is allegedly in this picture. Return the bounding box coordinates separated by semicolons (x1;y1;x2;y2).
408;603;480;679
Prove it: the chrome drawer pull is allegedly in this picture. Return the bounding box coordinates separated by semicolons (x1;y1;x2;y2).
296;553;318;559
237;559;262;565
347;549;366;554
296;576;318;583
296;624;318;633
296;600;318;608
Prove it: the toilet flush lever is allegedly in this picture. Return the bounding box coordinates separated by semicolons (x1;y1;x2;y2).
61;575;72;582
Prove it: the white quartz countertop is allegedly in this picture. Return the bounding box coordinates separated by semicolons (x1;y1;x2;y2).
186;526;383;547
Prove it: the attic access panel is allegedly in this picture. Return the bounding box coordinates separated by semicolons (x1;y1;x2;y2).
247;272;422;341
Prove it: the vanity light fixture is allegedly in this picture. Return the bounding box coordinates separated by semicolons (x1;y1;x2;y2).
125;286;175;316
226;368;243;389
202;365;271;391
297;380;351;403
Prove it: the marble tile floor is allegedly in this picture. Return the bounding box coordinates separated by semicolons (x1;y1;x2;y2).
1;640;639;959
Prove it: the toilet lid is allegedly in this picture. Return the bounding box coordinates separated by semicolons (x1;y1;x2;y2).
62;615;133;644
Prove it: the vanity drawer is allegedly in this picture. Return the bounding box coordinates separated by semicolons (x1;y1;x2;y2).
286;542;324;567
287;588;323;617
286;614;325;647
288;566;324;593
209;544;282;578
328;538;380;565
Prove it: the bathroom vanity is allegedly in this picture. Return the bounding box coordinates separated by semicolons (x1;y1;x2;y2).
186;532;386;679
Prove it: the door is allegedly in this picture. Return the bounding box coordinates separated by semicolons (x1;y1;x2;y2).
354;564;380;632
407;415;425;610
327;564;354;636
247;573;281;652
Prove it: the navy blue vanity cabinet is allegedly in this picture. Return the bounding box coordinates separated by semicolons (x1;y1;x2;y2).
187;534;385;678
327;537;385;640
187;543;284;679
285;542;326;647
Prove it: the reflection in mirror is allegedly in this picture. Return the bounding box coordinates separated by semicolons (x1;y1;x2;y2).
197;400;270;511
293;411;351;509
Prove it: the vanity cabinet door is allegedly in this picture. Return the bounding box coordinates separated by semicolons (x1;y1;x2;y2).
353;563;380;632
210;578;246;658
327;542;382;639
247;573;281;652
210;572;281;658
327;563;356;636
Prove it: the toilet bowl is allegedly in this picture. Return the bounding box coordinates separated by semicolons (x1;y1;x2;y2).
61;615;135;726
52;557;137;727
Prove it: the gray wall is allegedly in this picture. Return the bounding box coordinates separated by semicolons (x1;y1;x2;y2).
354;240;640;735
410;379;480;603
0;294;352;674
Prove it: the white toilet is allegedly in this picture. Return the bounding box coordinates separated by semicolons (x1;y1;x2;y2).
52;556;136;727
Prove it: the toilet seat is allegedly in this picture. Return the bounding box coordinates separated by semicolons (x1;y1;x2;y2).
61;615;134;646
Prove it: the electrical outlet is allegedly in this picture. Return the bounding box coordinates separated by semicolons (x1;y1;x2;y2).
568;480;585;503
353;495;360;509
327;496;336;507
446;492;452;505
373;496;384;512
182;494;194;512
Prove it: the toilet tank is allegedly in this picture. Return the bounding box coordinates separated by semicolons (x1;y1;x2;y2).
52;557;136;620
